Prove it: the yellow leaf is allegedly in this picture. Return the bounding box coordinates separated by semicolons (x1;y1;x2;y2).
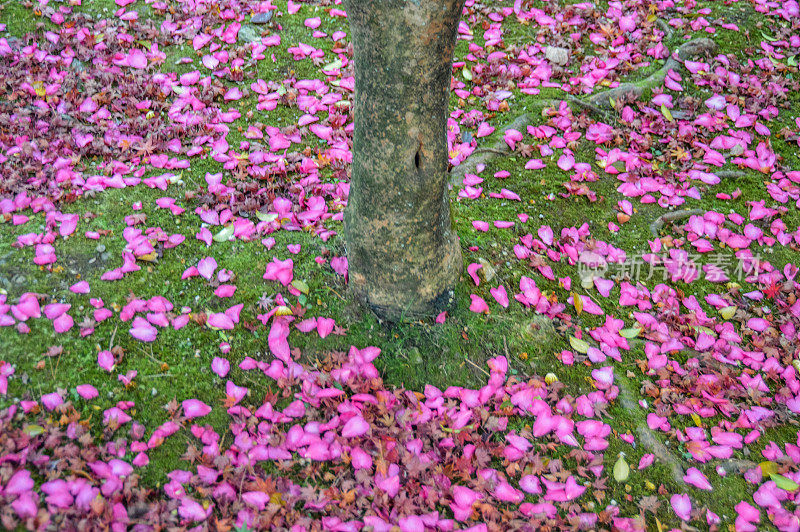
33;81;46;98
569;336;589;354
24;424;45;436
256;211;278;223
619;327;641;338
691;413;702;427
572;292;583;315
273;306;293;316
322;59;342;71
719;306;736;320
137;252;158;262
613;453;630;482
661;104;673;122
291;280;309;294
760;461;779;476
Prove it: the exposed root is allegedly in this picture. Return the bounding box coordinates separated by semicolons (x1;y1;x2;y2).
716;459;759;475
649;208;705;237
617;377;687;483
618;369;759;487
636;425;687;484
656;18;675;40
449;112;532;184
450;95;614;182
561;93;614;118
450;38;718;182
673;38;719;61
522;95;611;119
714;170;747;179
587;38;717;108
470;147;510;156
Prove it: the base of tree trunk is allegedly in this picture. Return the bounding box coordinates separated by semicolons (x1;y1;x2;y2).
344;0;465;322
346;234;461;322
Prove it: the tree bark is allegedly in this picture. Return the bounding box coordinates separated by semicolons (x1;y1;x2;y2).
344;0;464;321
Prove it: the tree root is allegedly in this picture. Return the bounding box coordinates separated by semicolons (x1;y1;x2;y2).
561;93;616;119
586;38;717;108
470;147;510;156
716;459;759;475
656;19;675;40
617;371;760;488
450;112;532;184
649;209;705;237
449;38;718;181
714;170;746;179
617;378;687;484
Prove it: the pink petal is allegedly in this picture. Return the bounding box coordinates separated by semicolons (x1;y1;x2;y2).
538;225;554;246
69;281;90;294
130;316;158;342
41;392;63;411
476;122;495;137
341;416;369;438
5;470;34;495
197;257;217;280
76;384;98;400
490;285;509;308
211;357;230;378
98;350;115;372
683;467;713;491
317;317;335;338
671;493;692;521
182;399;211;419
268;318;291;362
214;285;236;298
467;263;482;286
469;295;489;314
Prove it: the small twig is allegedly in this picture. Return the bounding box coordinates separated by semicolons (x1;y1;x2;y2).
325;286;346;301
108;324;118;351
143;345;164;366
464;357;491;378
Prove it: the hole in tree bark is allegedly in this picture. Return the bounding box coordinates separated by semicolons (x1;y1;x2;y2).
414;150;420;170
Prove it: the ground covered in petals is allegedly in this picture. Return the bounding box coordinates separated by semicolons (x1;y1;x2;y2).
1;0;800;530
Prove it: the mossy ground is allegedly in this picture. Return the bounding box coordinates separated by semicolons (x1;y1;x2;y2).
1;0;796;527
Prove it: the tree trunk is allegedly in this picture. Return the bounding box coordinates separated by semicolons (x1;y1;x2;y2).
344;0;464;321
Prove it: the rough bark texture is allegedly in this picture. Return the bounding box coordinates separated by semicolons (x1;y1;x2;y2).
344;0;464;321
